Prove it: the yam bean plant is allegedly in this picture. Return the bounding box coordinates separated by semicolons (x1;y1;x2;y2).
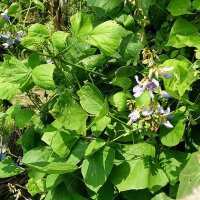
1;0;200;199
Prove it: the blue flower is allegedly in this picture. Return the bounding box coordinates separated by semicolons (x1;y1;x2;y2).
158;107;173;128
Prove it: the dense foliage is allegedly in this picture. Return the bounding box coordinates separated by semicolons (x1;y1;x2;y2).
1;0;200;199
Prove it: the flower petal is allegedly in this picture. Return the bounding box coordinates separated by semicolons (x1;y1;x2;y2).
163;121;173;128
142;109;153;116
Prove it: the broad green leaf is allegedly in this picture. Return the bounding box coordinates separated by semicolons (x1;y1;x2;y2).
167;0;191;16
26;178;45;196
78;83;104;115
32;64;56;90
22;147;78;174
110;142;168;192
8;2;21;16
109;91;131;112
177;152;200;199
159;107;186;147
15;108;35;129
2;55;31;87
51;90;88;135
88;20;127;55
21;36;46;50
193;0;200;10
0;82;19;100
65;140;87;165
122;189;153;200
85;138;106;157
0;156;24;178
120;34;144;64
81;146;115;192
70;12;93;36
135;90;151;109
46;174;63;190
78;54;108;70
111;77;132;89
33;0;44;11
163;58;198;97
87;0;123;13
115;66;135;77
51;31;70;51
91;116;111;137
152;192;172;200
28;23;49;39
137;0;156;15
167;18;200;48
159;149;190;185
45;183;86;200
42;127;79;158
28;53;42;69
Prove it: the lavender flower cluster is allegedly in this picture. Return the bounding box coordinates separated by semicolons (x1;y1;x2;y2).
0;31;23;48
0;9;23;48
128;51;174;131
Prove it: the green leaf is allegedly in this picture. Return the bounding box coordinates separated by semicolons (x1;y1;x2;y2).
159;149;190;185
167;18;200;48
87;0;123;13
78;54;108;70
167;0;191;16
42;127;79;158
21;36;46;50
85;138;106;157
163;58;198;97
137;0;156;15
111;77;132;89
46;174;63;190
65;140;87;165
135;90;151;109
0;82;19;100
193;0;200;10
110;142;168;192
91;116;111;137
115;66;135;77
26;178;45;196
88;20;127;55
2;55;31;88
177;152;200;199
120;34;144;64
15;108;35;129
109;91;130;112
81;146;115;192
51;31;70;51
122;189;153;200
78;83;104;115
28;23;49;39
22;147;78;174
8;2;21;16
70;12;93;36
159;106;186;147
0;156;24;178
33;0;45;11
32;64;56;90
51;90;88;135
152;192;172;200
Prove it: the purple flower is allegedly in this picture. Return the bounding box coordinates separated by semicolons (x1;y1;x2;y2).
163;73;171;79
2;39;15;48
0;9;10;21
145;78;159;98
15;36;23;42
163;121;173;128
133;76;145;98
160;90;171;98
15;30;24;42
128;110;140;124
145;78;159;89
0;32;10;39
161;66;174;79
142;109;153;116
